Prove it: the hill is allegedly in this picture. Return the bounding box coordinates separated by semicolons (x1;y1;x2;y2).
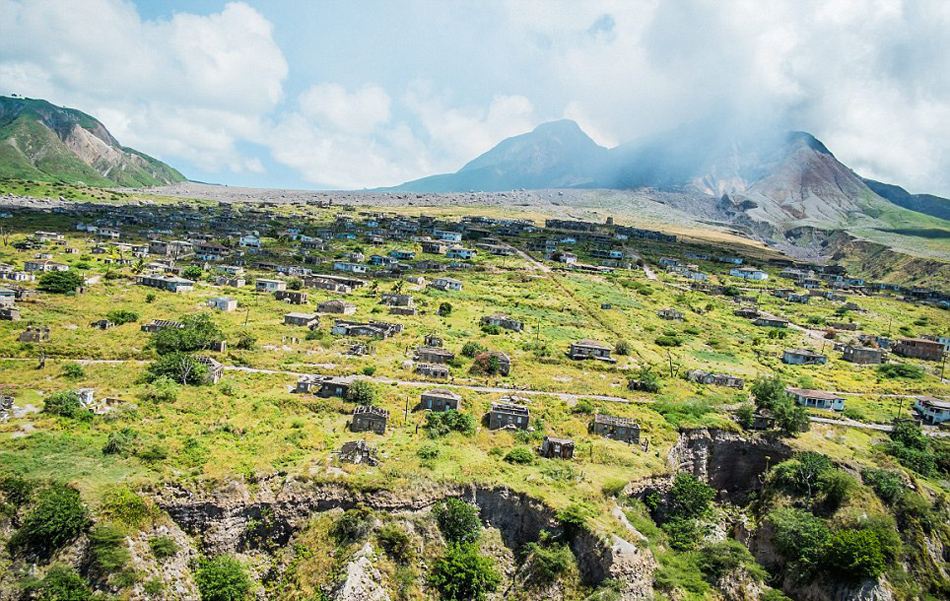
0;95;185;187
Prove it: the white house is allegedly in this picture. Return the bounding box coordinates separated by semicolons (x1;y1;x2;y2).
255;278;286;292
914;396;950;424
431;277;463;291
207;297;238;312
334;261;368;274
730;267;769;280
787;387;845;411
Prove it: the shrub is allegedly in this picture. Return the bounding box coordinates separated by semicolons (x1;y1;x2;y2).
861;469;904;505
194;555;252;601
23;565;93;601
667;473;715;520
331;506;375;546
287;278;302;290
736;404;755;429
8;483;91;558
825;529;886;581
771;452;833;498
655;335;682;347
556;503;592;536
438;302;452;316
877;363;924;380
417;443;441;459
38;270;83;293
346;380;377;405
61;362;85;380
663;516;705;551
106;309;139;325
615;340;631;355
433;498;481;545
150;314;222;355
428;543;500;601
150;535;179;560
769;507;830;578
0;473;33;507
461;341;486;358
138;445;168;463
145;292;156;303
470;352;502;376
361;366;376;376
181;266;203;280
752;375;786;410
146;352;204;386
524;542;574;584
143;376;180;403
377;522;413;563
88;523;132;581
102;427;138;456
234;331;256;350
773;400;810;435
425;410;476;437
481;324;501;335
504;447;534;465
43;390;91;420
100;486;155;528
572;399;595;414
696;539;766;582
601;479;627;498
630;366;661;393
305;328;324;340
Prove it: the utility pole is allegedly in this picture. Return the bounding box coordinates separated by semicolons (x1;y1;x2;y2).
244;306;250;328
404;395;409;425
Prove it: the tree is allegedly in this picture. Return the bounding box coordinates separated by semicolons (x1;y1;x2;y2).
106;309;139;325
461;341;486;358
428;543;500;601
425;410;476;437
771;452;832;499
347;380;377;405
43;390;91;420
825;529;886;581
773;400;810;435
38;270;83;294
181;265;203;280
752;375;786;410
8;484;91;559
433;498;481;545
147;352;202;385
288;278;303;290
150;314;223;355
438;302;453;316
194;555;252;601
769;507;830;578
861;469;904;505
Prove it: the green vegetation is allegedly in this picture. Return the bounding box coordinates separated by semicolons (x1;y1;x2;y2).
346;379;378;405
194;555;252;601
38;270;83;293
425;410;476;436
433;498;482;545
42;390;91;420
8;483;91;559
428;543;500;601
150;535;180;560
106;309;139;325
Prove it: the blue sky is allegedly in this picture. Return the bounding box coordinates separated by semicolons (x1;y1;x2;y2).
2;0;950;195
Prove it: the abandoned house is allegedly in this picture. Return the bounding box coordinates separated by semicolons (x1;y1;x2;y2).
275;290;308;305
337;440;378;465
589;413;641;444
284;312;319;328
415;346;455;364
18;325;50;343
753;315;790;328
657;308;684;321
539;436;575;459
255;278;286;293
782;348;828;365
296;375;350;398
194;356;224;384
415;362;450;379
787;387;845;411
893;338;945;361
207;297;237;312
488;402;530;430
351;405;388;434
317;299;357;314
480;313;524;332
136;274;194;293
430;277;463;291
420;388;462;412
140;319;183;333
841;345;884;364
89;319;115;330
685;370;745;389
569;339;615;362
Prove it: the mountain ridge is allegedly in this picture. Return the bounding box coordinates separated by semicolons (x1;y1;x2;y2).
0;95;185;187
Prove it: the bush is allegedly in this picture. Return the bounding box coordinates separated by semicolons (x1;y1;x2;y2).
88;523;132;581
428;543;500;601
877;363;924;380
504;447;534;465
194;555;252;601
771;452;833;498
438;302;452;316
556;503;592;536
0;473;33;507
481;324;501;335
150;314;222;355
181;266;203;280
773;400;810;435
43;390;91;420
331;506;375;546
601;479;627;498
106;309;139;325
8;483;91;558
825;529;886;581
769;507;830;578
663;516;705;551
697;539;766;582
668;473;715;520
818;470;856;509
100;486;155;528
615;340;631;355
861;468;904;505
425;410;476;437
572;399;595;414
630;366;661;393
417;443;441;459
143;376;180;403
752;375;786;410
102;427;138;456
234;331;256;350
38;270;83;293
287;278;302;290
461;341;486;358
377;522;413;563
361;366;376;376
146;352;204;385
655;335;682;347
23;565;93;601
61;362;85;380
305;328;324;340
145;292;156;303
736;404;755;429
524;542;574;584
150;535;179;560
433;498;481;545
347;380;377;405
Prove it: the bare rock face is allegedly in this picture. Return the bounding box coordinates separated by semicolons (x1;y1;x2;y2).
128;520;199;600
331;543;391;601
571;530;656;600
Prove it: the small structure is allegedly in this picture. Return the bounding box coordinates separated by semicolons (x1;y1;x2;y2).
488;402;530;430
351;405;388;434
841;345;883;365
140;319;183;333
90;319;115;330
0;307;21;321
569;339;615;362
729;267;769;280
332;320;402;338
893;338;945;361
420;388;461;412
275;290;308;305
430;277;463;291
255;278;286;293
136;274;194;293
317;299;357;315
782;348;827;366
540;436;575;459
338;440;378;465
753;315;789;328
787;387;845;411
284;312;319;328
296;375;350;398
381;294;414;308
194;355;224;384
207;297;237;312
480;313;524;332
415;362;449;379
913;396;950;425
589;414;640;444
686;370;745;389
657;308;684;321
424;333;443;347
416;346;455;364
18;325;50;342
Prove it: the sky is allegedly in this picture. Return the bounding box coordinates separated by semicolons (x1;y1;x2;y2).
1;0;949;195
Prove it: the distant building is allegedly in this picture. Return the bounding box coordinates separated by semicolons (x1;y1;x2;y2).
140;319;183;333
730;267;768;280
351;405;388;434
18;325;50;343
480;313;524;332
893;338;945;361
256;279;286;293
416;346;455;364
787;387;845;411
207;297;237;312
415;362;450;379
420;388;461;412
685;370;745;389
488;402;530;430
275;290;308;305
841;345;883;365
753;315;789;328
657;308;684;321
295;375;350;398
782;348;827;365
194;355;224;384
913;396;950;424
540;436;575;459
589;414;640;444
136;274;195;293
430;277;463;291
284;312;319;328
317;299;357;315
569;339;615;362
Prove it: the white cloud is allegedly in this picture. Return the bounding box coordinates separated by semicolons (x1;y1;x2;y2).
0;0;287;175
298;83;391;135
